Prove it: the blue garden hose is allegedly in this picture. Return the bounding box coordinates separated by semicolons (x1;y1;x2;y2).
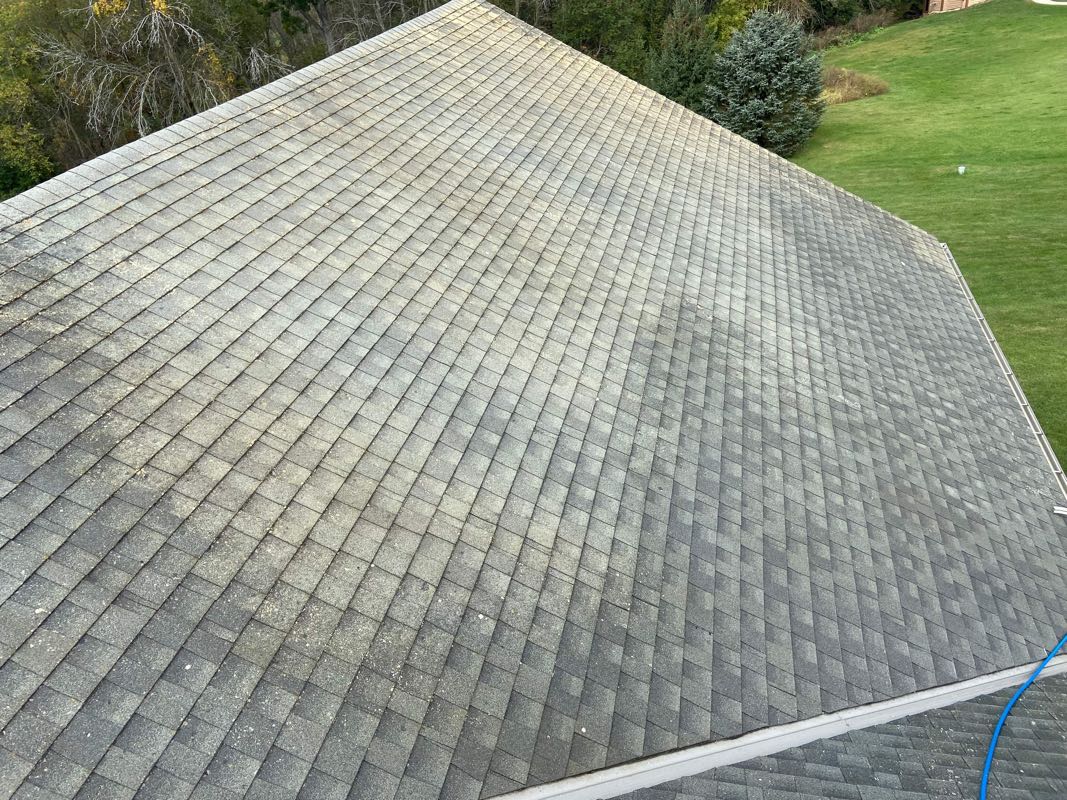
979;632;1067;800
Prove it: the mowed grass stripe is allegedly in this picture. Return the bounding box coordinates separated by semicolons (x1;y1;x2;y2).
794;0;1067;462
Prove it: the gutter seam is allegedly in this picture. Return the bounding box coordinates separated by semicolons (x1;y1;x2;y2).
940;242;1067;505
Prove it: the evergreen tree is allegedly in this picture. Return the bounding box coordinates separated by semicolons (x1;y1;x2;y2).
703;10;824;156
553;0;650;81
645;0;714;112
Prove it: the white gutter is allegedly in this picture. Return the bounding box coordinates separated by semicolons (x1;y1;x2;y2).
940;242;1067;506
495;245;1067;800
498;652;1067;800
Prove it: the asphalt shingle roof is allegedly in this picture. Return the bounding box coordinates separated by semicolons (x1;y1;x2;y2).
620;670;1067;800
0;0;1065;797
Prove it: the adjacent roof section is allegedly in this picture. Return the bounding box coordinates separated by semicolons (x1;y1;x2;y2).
620;670;1067;800
0;1;1064;798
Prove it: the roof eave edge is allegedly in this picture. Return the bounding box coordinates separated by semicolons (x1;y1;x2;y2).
495;651;1067;800
939;242;1067;507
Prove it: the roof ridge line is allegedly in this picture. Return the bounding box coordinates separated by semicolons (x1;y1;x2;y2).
940;242;1067;506
0;0;477;222
494;651;1067;800
468;0;945;251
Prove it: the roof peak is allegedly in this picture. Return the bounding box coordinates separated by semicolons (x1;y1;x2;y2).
0;3;1064;799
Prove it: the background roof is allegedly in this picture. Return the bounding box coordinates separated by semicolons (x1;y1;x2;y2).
620;670;1067;800
0;1;1064;798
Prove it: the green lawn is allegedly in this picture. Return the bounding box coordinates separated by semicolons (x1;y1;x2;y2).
793;0;1067;462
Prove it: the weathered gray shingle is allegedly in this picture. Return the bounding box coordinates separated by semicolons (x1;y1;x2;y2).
621;670;1067;800
0;0;1065;797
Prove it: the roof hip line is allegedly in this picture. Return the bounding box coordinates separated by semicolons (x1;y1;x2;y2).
495;650;1067;800
939;243;1067;507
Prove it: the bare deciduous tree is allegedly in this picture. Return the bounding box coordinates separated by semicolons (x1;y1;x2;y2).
39;0;287;145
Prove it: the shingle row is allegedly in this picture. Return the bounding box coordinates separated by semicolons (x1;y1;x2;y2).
0;1;1064;799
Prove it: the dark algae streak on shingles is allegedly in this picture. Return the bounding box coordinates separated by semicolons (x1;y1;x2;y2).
0;1;1065;799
